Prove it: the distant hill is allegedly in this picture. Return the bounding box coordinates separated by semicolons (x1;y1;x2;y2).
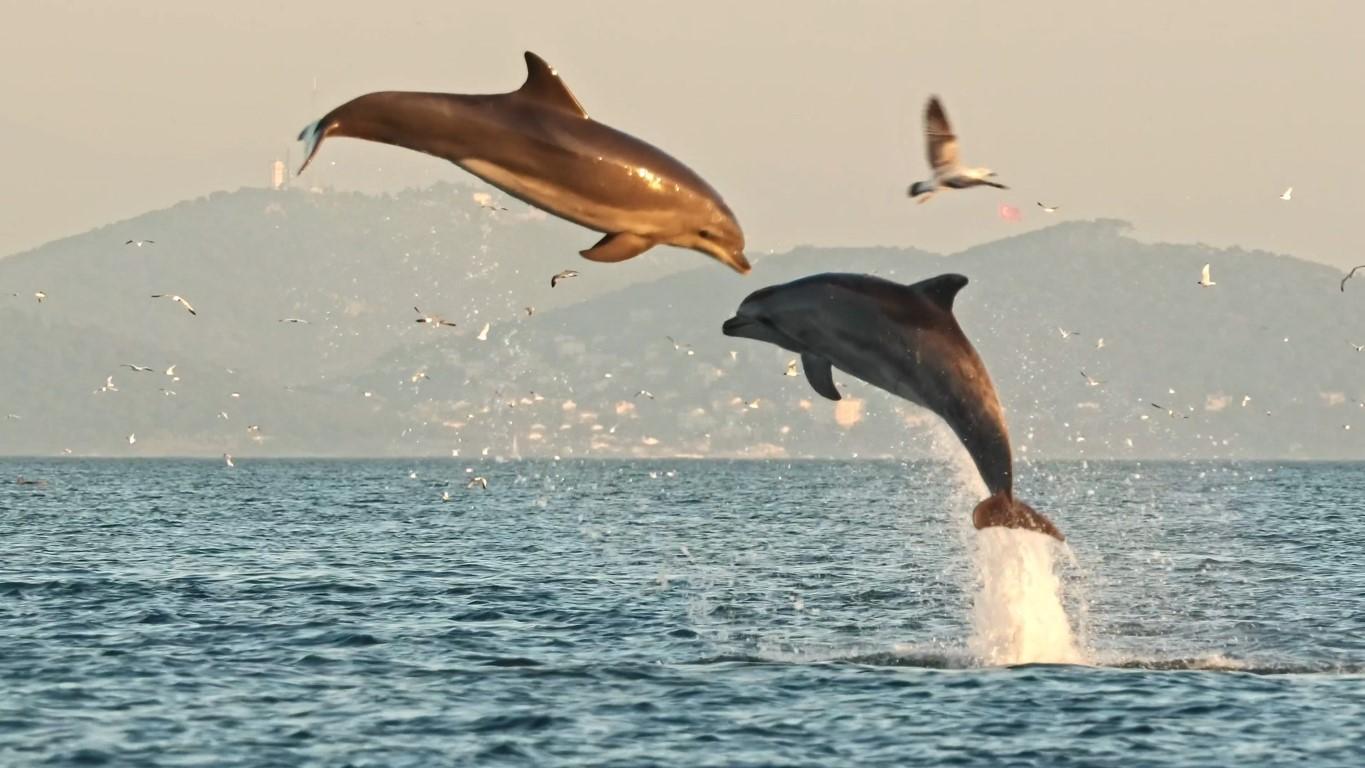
2;186;1363;459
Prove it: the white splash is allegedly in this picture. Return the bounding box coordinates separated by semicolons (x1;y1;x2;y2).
968;528;1083;665
929;419;1084;666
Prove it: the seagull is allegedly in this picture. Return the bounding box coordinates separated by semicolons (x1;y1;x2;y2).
125;239;155;247
1340;265;1365;292
127;433;137;445
784;359;799;377
441;490;452;502
1280;186;1293;201
745;399;760;410
907;96;1006;203
5;413;19;420
164;364;178;381
98;376;118;393
550;269;579;288
121;363;154;373
34;291;46;303
666;336;695;355
1037;202;1060;213
476;322;490;342
151;294;197;315
1241;395;1252;407
247;425;261;435
1080;370;1103;387
224;453;235;468
278;317;309;324
466;476;489;490
472;191;508;212
1150;402;1189;419
217;411;229;420
1096;338;1106;350
1352;343;1365;352
524;306;535;316
159;388;177;397
1057;327;1081;340
410;370;430;383
1197;263;1216;287
635;389;655;399
414;306;456;327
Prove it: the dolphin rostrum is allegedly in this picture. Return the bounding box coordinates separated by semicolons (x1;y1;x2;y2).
722;272;1063;541
296;52;749;274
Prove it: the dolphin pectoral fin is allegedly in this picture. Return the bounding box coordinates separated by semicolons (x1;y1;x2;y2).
972;493;1064;542
580;233;654;263
801;353;841;401
517;52;589;118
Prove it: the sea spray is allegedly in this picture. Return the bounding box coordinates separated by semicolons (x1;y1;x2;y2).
931;421;1084;665
968;528;1083;665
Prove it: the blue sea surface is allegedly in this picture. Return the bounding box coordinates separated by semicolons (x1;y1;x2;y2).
1;458;1362;766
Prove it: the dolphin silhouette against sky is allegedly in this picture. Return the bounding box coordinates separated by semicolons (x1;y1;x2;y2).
296;52;748;273
722;272;1063;541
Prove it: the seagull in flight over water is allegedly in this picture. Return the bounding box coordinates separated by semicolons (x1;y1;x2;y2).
151;294;197;315
1280;186;1293;201
121;363;154;373
1341;265;1365;292
907;96;1007;203
1037;202;1060;213
414;307;456;327
1197;264;1216;287
125;239;155;247
551;270;579;288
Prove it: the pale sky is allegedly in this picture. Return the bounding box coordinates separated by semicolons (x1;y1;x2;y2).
3;1;1364;267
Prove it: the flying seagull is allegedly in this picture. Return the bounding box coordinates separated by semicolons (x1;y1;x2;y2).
524;306;535;316
279;317;309;324
472;191;508;212
1080;370;1103;387
1340;265;1365;292
1096;337;1106;350
635;389;655;399
224;453;235;468
151;294;197;315
784;359;799;377
666;335;695;355
1352;343;1364;352
1197;264;1216;287
550;269;579;288
127;433;137;445
121;363;154;373
414;307;456;327
125;239;155;247
1150;402;1190;419
34;291;46;303
1037;202;1060;213
1057;327;1081;340
466;476;489;490
476;322;490;341
1280;186;1293;201
907;96;1007;203
97;375;118;393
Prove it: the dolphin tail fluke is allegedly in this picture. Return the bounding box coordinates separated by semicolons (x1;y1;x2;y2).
296;118;328;175
972;492;1064;542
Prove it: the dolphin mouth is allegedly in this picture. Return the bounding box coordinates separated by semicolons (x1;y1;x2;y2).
721;315;753;337
727;252;752;275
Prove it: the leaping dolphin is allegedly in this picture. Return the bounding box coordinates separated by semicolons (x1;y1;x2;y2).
722;272;1063;541
296;52;749;274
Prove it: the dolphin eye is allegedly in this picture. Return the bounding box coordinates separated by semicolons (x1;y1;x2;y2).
699;229;713;240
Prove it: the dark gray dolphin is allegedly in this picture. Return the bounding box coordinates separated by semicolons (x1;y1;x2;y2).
296;52;748;274
722;272;1063;541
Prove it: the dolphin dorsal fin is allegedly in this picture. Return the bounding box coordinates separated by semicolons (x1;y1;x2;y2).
517;52;588;118
914;273;969;312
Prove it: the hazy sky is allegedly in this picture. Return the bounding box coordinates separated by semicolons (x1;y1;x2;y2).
3;1;1364;267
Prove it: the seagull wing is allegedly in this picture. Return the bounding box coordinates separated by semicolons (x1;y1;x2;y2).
1341;265;1365;292
1201;264;1212;283
924;96;960;173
